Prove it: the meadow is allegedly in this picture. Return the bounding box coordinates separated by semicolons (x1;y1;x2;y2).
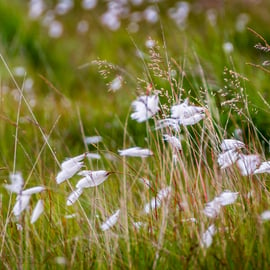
1;0;270;269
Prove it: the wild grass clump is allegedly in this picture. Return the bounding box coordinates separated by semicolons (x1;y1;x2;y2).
1;29;270;270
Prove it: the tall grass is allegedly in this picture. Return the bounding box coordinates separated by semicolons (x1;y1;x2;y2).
1;28;270;269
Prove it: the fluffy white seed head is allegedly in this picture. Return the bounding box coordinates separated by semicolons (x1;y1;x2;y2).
163;135;182;150
201;224;216;249
66;188;83;206
76;170;110;188
215;190;238;206
21;186;45;196
56;162;84;184
13;195;31;217
220;139;245;152
217;150;239;169
260;210;270;221
5;172;24;194
100;209;120;231
61;154;85;170
236;154;261;176
31;199;44;224
131;95;159;122
254;161;270;175
203;199;221;218
118;147;153;157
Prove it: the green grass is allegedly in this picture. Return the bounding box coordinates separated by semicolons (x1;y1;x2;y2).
1;0;270;269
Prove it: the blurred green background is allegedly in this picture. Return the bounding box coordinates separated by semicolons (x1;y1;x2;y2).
1;0;270;157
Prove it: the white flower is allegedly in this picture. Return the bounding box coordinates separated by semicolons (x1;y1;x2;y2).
144;187;171;213
203;199;221;218
13;195;31;217
100;209;120;231
131;95;159;122
155;118;180;131
144;197;161;214
55;0;73;15
144;6;159;23
171;99;205;126
217;149;239;169
201;224;216;249
204;190;238;218
28;0;46;19
31;200;44;224
215;190;238;206
109;76;123;92
157;186;171;199
13;66;26;77
4;172;24;194
48;20;63;38
236;154;261;176
86;153;101;160
76;170;110;188
220;139;245;152
60;154;85;170
223;42;234;54
254;161;270;174
163;135;182;150
180;113;205;126
82;0;97;10
118;147;153;157
84;136;102;144
145;38;155;48
171;98;189;118
66;188;83;206
21;186;45;196
260;210;270;221
56;162;84;184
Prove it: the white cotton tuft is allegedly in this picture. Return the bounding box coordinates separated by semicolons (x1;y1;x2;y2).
56;162;84;184
215;190;238;206
163;135;182;150
100;209;120;231
21;186;45;196
220;139;245;152
144;197;161;214
13;195;31;217
118;147;153;157
217;150;239;169
201;224;216;249
131;95;159;122
254;161;270;175
260;210;270;221
109;76;123;92
86;153;101;160
66;188;83;206
76;170;110;188
144;187;171;214
84;136;102;145
171;99;205;126
4;172;24;194
203;199;221;218
60;154;85;170
155;118;180;131
204;190;238;218
31;199;44;224
236;154;261;176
